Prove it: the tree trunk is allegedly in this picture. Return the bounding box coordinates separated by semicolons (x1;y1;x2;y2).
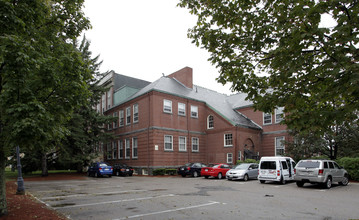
0;147;8;216
41;152;48;177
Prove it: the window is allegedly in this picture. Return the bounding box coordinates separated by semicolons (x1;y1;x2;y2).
133;104;139;123
126;107;131;125
178;103;186;116
179;136;186;152
263;112;272;125
119;110;124;127
118;140;123;159
113;112;118;128
207;115;214;129
191;105;198;118
108;122;112;130
125;139;130;159
192;137;199;152
163;99;172;113
102;94;106;112
113;141;117;159
281;161;288;169
275;136;285;156
224;134;233;147
275;107;284;123
227;153;233;164
164;135;173;151
132;137;138;158
107;89;112;109
107;143;112;160
238;151;242;161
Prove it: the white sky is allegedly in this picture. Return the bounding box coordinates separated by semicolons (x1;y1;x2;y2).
82;0;233;94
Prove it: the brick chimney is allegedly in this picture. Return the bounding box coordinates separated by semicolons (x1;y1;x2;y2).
167;67;193;89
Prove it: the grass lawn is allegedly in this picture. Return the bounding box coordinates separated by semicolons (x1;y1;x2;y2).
5;168;77;181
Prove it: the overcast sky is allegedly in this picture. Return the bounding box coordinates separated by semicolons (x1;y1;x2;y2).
82;0;233;94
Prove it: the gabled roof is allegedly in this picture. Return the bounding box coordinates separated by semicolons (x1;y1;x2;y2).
113;72;151;91
122;76;261;130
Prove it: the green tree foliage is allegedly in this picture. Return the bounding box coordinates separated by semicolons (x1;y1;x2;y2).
59;36;115;173
0;0;90;216
178;0;359;135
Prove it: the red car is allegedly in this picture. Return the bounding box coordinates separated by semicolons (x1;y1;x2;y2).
201;163;231;179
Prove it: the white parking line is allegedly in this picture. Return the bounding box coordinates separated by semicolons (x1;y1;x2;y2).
113;201;220;220
42;190;147;200
54;194;175;209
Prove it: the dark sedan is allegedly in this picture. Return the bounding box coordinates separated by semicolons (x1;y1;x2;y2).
177;162;207;177
113;164;134;176
87;162;113;178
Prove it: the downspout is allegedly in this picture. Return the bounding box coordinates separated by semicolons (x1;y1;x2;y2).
187;99;190;163
147;92;151;173
235;126;239;163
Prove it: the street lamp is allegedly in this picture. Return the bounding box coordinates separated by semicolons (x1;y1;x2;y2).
16;146;25;195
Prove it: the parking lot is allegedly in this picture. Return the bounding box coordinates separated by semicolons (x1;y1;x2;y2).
26;176;359;220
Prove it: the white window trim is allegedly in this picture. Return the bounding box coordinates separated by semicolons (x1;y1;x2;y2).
133;104;139;123
119;110;124;127
192;137;199;152
275;136;285;156
224;134;233;147
227;153;233;164
113;112;118;128
132;137;138;159
207;115;214;129
191;105;198;118
163;99;172;113
125;139;130;159
126;107;131;125
179;136;187;152
275;107;284;123
263;112;272;125
164;135;173;151
118;140;123;159
178;102;186;116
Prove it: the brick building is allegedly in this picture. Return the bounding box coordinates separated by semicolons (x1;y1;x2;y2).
97;67;291;174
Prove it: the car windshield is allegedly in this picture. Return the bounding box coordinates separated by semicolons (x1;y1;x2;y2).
99;163;109;167
297;161;320;168
234;164;249;170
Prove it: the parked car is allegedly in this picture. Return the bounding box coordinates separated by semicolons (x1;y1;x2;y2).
113;164;134;176
294;159;349;189
87;162;113;178
226;163;259;181
201;163;231;179
177;162;207;177
258;156;296;184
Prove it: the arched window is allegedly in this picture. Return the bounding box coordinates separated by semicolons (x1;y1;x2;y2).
207;115;214;129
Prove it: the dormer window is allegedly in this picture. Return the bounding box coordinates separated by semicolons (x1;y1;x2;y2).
207;115;214;129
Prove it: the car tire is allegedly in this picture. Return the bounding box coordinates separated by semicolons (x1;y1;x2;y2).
243;174;249;181
109;175;112;178
296;181;304;187
129;174;133;176
204;176;209;179
260;180;265;184
218;173;223;179
280;176;286;185
339;174;349;186
324;176;332;189
193;171;199;178
181;174;186;177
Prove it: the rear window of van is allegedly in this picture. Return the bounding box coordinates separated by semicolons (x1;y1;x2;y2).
260;161;276;169
297;161;320;168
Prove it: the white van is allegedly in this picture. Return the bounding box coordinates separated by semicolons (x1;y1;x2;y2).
258;156;296;184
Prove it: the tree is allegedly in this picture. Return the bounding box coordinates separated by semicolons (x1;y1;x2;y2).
0;0;90;216
59;36;115;173
178;0;359;135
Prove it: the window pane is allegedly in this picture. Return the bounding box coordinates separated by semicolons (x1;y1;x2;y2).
224;134;233;146
191;105;198;118
179;136;186;151
178;103;186;116
133;104;139;123
163;100;172;113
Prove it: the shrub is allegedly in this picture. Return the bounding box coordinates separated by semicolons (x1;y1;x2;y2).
336;157;359;181
237;159;259;164
152;168;177;176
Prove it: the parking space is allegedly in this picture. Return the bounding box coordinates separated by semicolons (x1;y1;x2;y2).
26;176;359;220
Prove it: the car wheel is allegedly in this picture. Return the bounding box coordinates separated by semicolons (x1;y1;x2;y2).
204;176;209;179
339;174;349;186
296;181;304;187
193;171;199;178
280;176;286;185
260;180;265;184
243;174;249;181
324;176;332;189
181;174;186;177
218;173;223;179
129;174;133;176
109;175;112;178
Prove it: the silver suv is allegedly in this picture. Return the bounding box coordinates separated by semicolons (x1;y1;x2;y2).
294;159;349;189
